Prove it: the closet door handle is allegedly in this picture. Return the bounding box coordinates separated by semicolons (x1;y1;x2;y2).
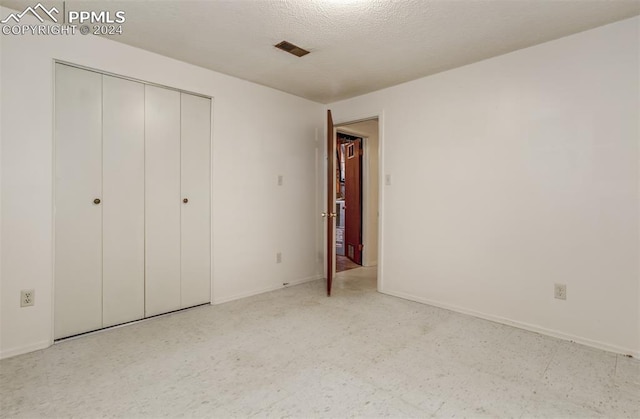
93;198;101;205
183;198;189;204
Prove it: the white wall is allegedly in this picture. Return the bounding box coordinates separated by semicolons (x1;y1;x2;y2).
336;120;379;267
0;9;324;358
330;17;640;356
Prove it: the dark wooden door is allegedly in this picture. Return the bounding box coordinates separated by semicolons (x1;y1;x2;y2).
344;138;363;265
326;110;335;296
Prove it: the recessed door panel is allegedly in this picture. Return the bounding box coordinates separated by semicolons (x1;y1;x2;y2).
54;64;103;339
180;93;211;308
145;85;181;316
102;75;145;327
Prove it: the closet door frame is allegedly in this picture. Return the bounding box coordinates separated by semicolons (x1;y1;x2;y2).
51;60;213;343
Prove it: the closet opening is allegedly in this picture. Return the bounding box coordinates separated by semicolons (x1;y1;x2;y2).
53;61;212;341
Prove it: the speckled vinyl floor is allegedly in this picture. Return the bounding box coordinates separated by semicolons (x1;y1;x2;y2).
1;266;639;418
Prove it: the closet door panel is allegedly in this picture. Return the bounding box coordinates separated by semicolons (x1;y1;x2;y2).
102;75;145;327
180;94;211;307
145;85;181;316
54;64;103;339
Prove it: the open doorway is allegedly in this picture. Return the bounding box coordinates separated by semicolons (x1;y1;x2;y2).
334;119;379;274
335;132;363;272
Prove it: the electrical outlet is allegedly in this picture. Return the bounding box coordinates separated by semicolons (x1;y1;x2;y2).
21;289;35;307
554;284;567;300
277;175;283;186
385;174;392;186
276;252;282;263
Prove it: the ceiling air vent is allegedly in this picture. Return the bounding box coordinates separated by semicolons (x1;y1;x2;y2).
274;41;310;57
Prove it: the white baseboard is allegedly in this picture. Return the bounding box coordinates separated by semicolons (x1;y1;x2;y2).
0;340;51;360
381;289;639;358
212;274;323;305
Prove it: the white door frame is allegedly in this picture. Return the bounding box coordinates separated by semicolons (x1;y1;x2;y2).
331;111;384;292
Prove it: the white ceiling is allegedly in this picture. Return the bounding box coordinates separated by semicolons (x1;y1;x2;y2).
2;0;639;103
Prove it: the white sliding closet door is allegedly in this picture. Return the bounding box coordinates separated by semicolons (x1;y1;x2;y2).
145;85;181;316
54;64;103;339
102;75;145;327
180;93;211;307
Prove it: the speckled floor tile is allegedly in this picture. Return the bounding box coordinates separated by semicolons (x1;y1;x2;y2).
615;355;640;388
1;266;638;418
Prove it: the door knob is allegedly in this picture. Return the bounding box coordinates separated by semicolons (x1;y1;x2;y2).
93;198;101;205
330;213;337;218
321;212;327;218
183;198;189;203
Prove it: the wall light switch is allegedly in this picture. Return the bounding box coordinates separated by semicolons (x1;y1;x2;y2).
385;174;392;186
277;175;283;186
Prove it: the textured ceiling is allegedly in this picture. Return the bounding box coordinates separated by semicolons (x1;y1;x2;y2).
2;0;639;103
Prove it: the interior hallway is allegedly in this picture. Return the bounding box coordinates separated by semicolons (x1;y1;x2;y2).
336;255;361;273
1;267;638;418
